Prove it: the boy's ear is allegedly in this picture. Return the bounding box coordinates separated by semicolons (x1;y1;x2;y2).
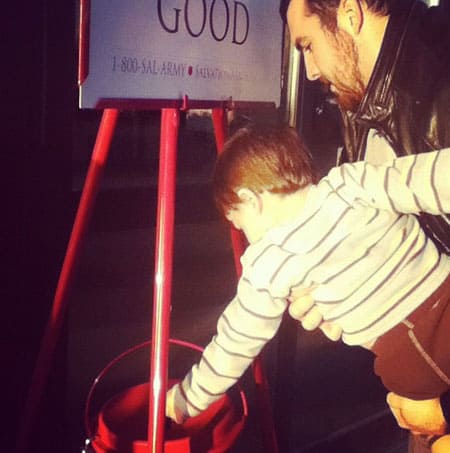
337;0;363;36
237;188;260;210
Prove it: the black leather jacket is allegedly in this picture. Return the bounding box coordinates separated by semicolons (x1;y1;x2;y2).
338;0;450;254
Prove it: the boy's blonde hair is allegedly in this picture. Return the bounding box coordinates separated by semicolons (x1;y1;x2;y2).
213;124;317;215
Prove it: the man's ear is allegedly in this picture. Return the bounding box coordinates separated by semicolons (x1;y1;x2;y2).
337;0;363;36
237;188;261;211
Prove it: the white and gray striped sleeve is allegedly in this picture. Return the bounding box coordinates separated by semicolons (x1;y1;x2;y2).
391;148;450;214
174;276;286;419
334;148;450;215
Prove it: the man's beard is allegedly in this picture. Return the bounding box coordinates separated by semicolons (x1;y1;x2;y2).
324;29;365;112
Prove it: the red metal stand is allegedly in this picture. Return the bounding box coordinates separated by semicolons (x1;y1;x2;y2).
16;108;119;453
211;109;247;272
17;105;278;453
148;108;180;452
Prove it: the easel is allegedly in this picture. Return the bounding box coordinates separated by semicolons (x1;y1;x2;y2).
16;99;279;453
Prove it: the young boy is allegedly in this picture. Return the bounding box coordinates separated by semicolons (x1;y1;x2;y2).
166;125;450;437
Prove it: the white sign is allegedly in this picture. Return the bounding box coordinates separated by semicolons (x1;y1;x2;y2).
79;0;283;109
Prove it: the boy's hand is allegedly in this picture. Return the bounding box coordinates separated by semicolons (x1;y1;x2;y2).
386;392;447;436
166;385;185;424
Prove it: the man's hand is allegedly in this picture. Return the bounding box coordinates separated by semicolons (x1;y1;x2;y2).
431;435;450;453
288;286;343;341
288;286;317;326
386;392;448;436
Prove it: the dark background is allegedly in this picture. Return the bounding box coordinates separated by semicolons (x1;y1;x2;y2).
7;1;446;452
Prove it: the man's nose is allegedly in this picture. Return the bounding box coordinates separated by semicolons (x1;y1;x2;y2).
303;53;320;81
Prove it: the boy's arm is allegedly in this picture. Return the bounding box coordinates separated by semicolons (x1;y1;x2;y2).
167;278;286;422
331;148;450;215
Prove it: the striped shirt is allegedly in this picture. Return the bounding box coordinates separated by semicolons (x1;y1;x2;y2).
171;148;450;420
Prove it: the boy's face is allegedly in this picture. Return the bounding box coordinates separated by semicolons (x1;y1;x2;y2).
225;190;268;244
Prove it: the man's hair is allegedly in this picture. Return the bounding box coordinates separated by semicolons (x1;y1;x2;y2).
281;0;391;31
213;124;317;215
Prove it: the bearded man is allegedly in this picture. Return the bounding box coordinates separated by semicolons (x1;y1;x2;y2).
284;0;450;451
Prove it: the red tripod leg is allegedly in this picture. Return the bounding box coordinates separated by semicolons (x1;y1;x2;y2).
16;109;119;453
148;108;180;453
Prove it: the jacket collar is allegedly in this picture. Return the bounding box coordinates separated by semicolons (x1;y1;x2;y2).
346;0;418;127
